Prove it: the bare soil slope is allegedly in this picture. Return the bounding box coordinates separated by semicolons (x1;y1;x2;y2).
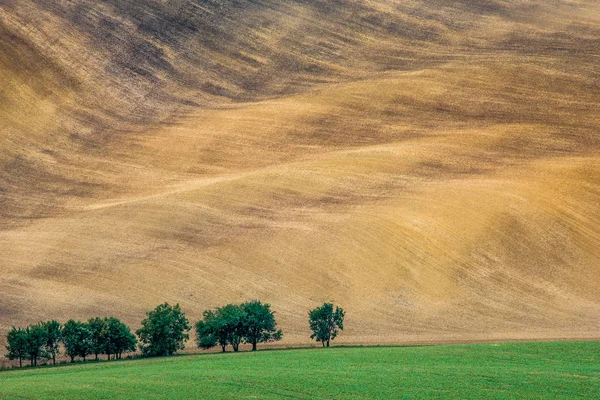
1;0;599;347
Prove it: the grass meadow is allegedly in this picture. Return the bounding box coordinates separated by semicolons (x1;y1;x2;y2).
0;341;598;399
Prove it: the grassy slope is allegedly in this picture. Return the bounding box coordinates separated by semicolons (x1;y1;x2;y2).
1;0;600;347
0;342;599;399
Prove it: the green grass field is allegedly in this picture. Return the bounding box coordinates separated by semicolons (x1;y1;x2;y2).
0;342;598;399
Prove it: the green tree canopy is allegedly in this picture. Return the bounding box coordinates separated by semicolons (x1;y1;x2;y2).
88;317;108;361
196;310;220;352
62;320;92;362
5;327;28;367
218;304;245;352
105;317;137;360
196;304;245;352
308;303;345;347
41;320;62;365
240;300;282;351
137;303;191;357
24;323;49;366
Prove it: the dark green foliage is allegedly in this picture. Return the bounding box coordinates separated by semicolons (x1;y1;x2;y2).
196;301;282;352
218;304;245;352
88;317;108;361
136;303;191;357
240;300;282;351
6;317;134;367
62;320;92;362
86;317;137;361
195;311;221;351
196;304;245;352
196;328;218;351
24;323;49;366
308;303;345;347
105;317;137;360
5;327;28;367
7;321;61;367
41;320;62;365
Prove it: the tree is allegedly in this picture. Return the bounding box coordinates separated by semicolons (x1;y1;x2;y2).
6;327;28;367
196;310;221;352
240;301;282;351
136;303;191;357
41;320;62;365
308;303;345;347
24;323;48;367
62;320;92;362
105;317;137;360
218;304;245;352
88;317;108;361
196;304;245;352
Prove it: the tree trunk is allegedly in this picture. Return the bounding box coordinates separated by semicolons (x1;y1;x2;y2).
53;353;56;365
322;341;325;348
233;344;239;352
95;353;99;361
19;357;22;368
326;339;330;348
70;355;75;363
221;345;226;353
252;342;257;351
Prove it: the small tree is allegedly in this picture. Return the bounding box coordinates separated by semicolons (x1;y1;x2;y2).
240;301;282;351
219;304;245;352
62;320;92;362
308;303;345;347
136;303;191;357
88;317;108;361
24;323;48;367
6;327;28;367
105;317;137;360
196;304;245;352
41;320;62;365
196;310;222;352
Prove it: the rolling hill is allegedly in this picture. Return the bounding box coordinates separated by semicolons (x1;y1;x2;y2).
1;0;600;349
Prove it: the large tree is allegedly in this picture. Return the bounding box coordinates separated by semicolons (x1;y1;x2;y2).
62;320;92;362
41;320;62;365
5;327;28;367
240;301;282;351
308;303;345;347
137;303;190;357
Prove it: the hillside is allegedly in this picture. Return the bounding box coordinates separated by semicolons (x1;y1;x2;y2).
1;0;600;347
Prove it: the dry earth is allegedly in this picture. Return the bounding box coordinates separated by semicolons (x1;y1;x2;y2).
1;0;599;349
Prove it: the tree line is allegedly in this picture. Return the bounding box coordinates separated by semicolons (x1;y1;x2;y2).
5;301;344;368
